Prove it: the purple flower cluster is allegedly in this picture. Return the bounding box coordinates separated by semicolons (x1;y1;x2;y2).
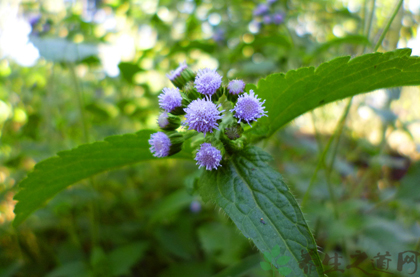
149;62;268;171
253;1;285;27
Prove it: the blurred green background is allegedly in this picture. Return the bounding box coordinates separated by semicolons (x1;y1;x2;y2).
1;0;420;276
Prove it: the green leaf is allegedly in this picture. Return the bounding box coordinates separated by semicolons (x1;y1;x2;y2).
278;266;292;276
108;241;149;276
271;244;281;258
263;252;273;263
199;146;324;277
260;261;272;271
213;253;262;277
13;130;191;227
248;49;420;139
277;255;291;266
150;189;193;224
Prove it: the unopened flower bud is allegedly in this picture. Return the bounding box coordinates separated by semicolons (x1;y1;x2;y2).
166;62;196;89
158;111;181;131
184;81;201;100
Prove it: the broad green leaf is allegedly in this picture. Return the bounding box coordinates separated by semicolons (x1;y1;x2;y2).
247;49;420;139
13;130;191;227
199;146;324;277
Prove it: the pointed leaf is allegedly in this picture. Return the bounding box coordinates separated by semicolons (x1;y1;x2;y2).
248;49;420;139
277;255;291;266
260;262;272;271
13;130;191;227
272;244;281;258
199;146;324;276
278;266;292;276
263;252;273;263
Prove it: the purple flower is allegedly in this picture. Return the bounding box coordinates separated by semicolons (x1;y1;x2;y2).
166;62;188;81
212;29;225;42
158;87;182;113
253;4;270;16
190;200;201;213
227;80;246;95
273;13;284;25
231;89;268;126
184;97;223;136
195;143;222;170
263;15;271;25
194;68;222;96
267;0;277;4
149;132;171;157
158;112;169;129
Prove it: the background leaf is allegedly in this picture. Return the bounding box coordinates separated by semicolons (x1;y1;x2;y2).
13;130;191;227
247;49;420;140
199;146;324;277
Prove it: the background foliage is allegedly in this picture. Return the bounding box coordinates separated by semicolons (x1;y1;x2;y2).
1;0;420;276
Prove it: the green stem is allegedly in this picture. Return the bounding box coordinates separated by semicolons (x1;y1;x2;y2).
373;0;404;51
68;63;98;248
68;63;89;144
301;98;352;209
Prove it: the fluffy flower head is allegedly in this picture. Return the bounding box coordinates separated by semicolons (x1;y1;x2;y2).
158;112;169;129
158;87;182;112
227;80;246;95
184;97;223;136
166;62;188;81
149;132;171;157
194;68;222;96
231;89;268;126
195;143;222;170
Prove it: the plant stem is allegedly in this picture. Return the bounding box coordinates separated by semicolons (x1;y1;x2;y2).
301;98;352;210
68;63;98;247
68;63;89;144
373;0;404;51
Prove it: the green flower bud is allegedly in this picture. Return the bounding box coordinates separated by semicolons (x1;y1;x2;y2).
166;131;185;156
158;111;181;131
184;81;201;100
166;62;196;89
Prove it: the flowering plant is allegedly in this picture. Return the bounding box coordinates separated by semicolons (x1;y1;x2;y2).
150;63;268;171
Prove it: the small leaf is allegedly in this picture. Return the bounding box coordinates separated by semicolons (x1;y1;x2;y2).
278;267;292;276
271;245;281;258
277;256;291;266
263;251;273;263
260;262;272;271
248;49;420;140
199;146;324;276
